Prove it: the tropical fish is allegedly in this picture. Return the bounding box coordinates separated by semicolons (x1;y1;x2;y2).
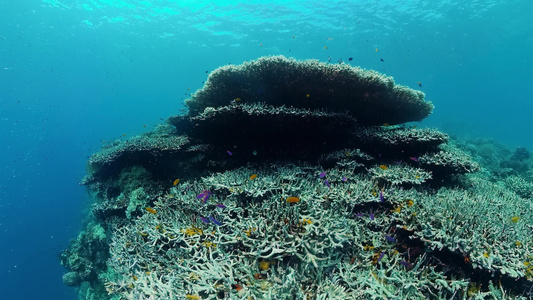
227;150;233;156
369;212;375;220
185;295;200;300
409;157;419;162
512;216;520;223
417;81;422;87
377;251;385;263
145;207;157;214
385;235;395;242
379;165;388;170
348;57;353;61
259;260;270;271
197;190;213;204
233;284;243;291
216;203;226;209
324;179;331;188
235;97;241;101
306;93;310;98
342;176;347;181
400;260;412;268
379;191;385;202
199;216;210;224
250;174;258;180
319;172;326;178
173;179;180;185
209;215;223;226
286;196;300;203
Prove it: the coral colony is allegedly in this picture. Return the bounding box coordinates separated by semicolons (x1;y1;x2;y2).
61;56;533;299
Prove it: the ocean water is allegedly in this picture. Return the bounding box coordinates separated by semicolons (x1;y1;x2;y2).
0;0;531;299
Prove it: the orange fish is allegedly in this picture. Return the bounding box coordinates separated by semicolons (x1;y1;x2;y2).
235;97;241;101
286;196;300;203
305;93;310;98
233;284;243;291
249;174;257;180
379;165;388;170
145;207;157;214
173;179;180;185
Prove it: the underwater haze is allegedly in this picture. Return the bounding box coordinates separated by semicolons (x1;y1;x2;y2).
0;0;532;299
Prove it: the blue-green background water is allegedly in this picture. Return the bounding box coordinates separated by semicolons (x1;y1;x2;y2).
0;0;531;298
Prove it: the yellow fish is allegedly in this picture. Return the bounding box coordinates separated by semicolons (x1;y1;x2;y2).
173;179;180;185
379;165;388;170
259;260;270;271
145;207;157;214
235;97;241;101
250;174;258;180
286;196;300;203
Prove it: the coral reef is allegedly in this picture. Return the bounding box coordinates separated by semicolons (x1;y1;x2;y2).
61;56;533;299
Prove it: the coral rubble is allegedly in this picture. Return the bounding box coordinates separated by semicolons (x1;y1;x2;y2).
61;56;533;299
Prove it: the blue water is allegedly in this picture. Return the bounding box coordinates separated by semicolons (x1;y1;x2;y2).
0;0;531;299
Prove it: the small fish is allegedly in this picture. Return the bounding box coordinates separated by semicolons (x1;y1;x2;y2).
342;176;347;181
235;97;241;101
173;179;180;185
254;273;267;279
406;199;414;207
348;57;353;61
417;81;422;87
250;174;258;180
377;251;385;263
379;165;388;170
199;216;210;224
369;213;375;220
216;203;226;209
385;235;395;242
355;213;363;217
324;46;327;49
209;215;223;226
380;58;384;62
227;150;232;156
233;284;243;291
319;172;326;178
286;196;300;203
197;190;213;204
259;260;270;270
512;216;520;223
324;179;331;188
306;93;311;98
375;48;379;52
409;157;419;162
400;260;412;268
252;150;258;155
145;207;157;214
185;295;201;300
292;35;295;39
379;191;385;202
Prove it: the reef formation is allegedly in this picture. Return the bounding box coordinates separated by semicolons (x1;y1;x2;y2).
61;56;533;299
